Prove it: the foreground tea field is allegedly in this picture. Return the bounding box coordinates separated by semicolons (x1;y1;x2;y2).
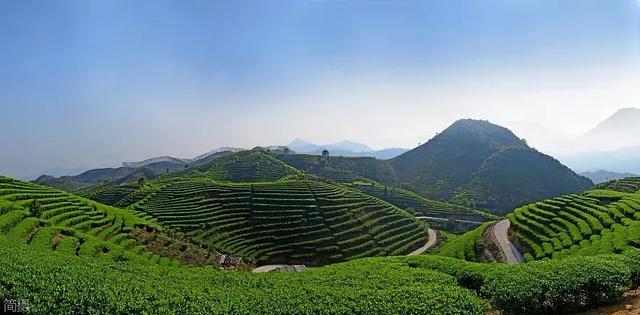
2;231;640;314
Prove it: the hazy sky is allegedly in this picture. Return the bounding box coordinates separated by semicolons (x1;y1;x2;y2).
1;0;639;179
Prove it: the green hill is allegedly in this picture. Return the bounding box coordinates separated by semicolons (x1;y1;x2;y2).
593;177;640;193
390;119;592;214
0;175;236;268
0;175;169;265
507;183;640;261
127;178;427;265
172;150;299;182
349;180;498;232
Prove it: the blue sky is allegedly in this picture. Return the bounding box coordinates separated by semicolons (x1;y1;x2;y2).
1;0;639;178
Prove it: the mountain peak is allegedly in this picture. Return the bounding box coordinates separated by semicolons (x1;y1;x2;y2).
391;119;590;213
436;119;526;149
595;107;640;128
288;138;314;147
577;107;640;152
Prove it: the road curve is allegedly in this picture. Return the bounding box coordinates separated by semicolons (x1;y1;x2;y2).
492;219;524;264
408;228;438;256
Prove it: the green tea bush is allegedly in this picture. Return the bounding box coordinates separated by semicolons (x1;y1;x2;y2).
399;250;639;314
0;235;488;315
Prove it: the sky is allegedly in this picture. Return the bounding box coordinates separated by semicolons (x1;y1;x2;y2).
1;0;639;179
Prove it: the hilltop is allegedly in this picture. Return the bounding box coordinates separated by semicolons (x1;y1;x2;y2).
391;119;593;213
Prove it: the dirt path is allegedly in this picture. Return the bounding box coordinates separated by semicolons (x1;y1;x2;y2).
579;289;640;315
252;264;307;273
252;264;287;272
408;228;438;256
492;219;524;264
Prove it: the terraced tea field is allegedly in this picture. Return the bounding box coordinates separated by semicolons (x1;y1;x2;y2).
350;181;497;227
0;176;174;265
274;153;399;184
593;177;640;193
508;185;640;260
128;179;427;265
173;150;300;182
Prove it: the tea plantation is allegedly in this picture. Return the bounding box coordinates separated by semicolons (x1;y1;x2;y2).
0;176;175;266
4;174;640;313
126;179;428;265
507;179;640;260
3;229;640;314
349;181;497;223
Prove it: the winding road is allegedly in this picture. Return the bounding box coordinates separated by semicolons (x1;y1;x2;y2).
408;228;438;256
492;219;524;264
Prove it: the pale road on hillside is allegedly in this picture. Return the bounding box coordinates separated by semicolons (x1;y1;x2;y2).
408;228;438;256
252;264;288;273
493;219;525;264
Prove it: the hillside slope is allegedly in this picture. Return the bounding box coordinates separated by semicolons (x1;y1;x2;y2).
349;180;497;232
390;119;592;213
507;180;640;261
275;153;398;184
0;175;166;264
127;179;427;265
171;150;299;182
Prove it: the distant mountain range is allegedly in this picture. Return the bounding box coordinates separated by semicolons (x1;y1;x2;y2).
561;107;640;173
578;107;640;151
579;170;639;184
287;139;408;159
390;119;593;213
122;156;189;168
34;147;244;190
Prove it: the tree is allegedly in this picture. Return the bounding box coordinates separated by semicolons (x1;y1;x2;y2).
138;176;147;189
321;149;329;157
